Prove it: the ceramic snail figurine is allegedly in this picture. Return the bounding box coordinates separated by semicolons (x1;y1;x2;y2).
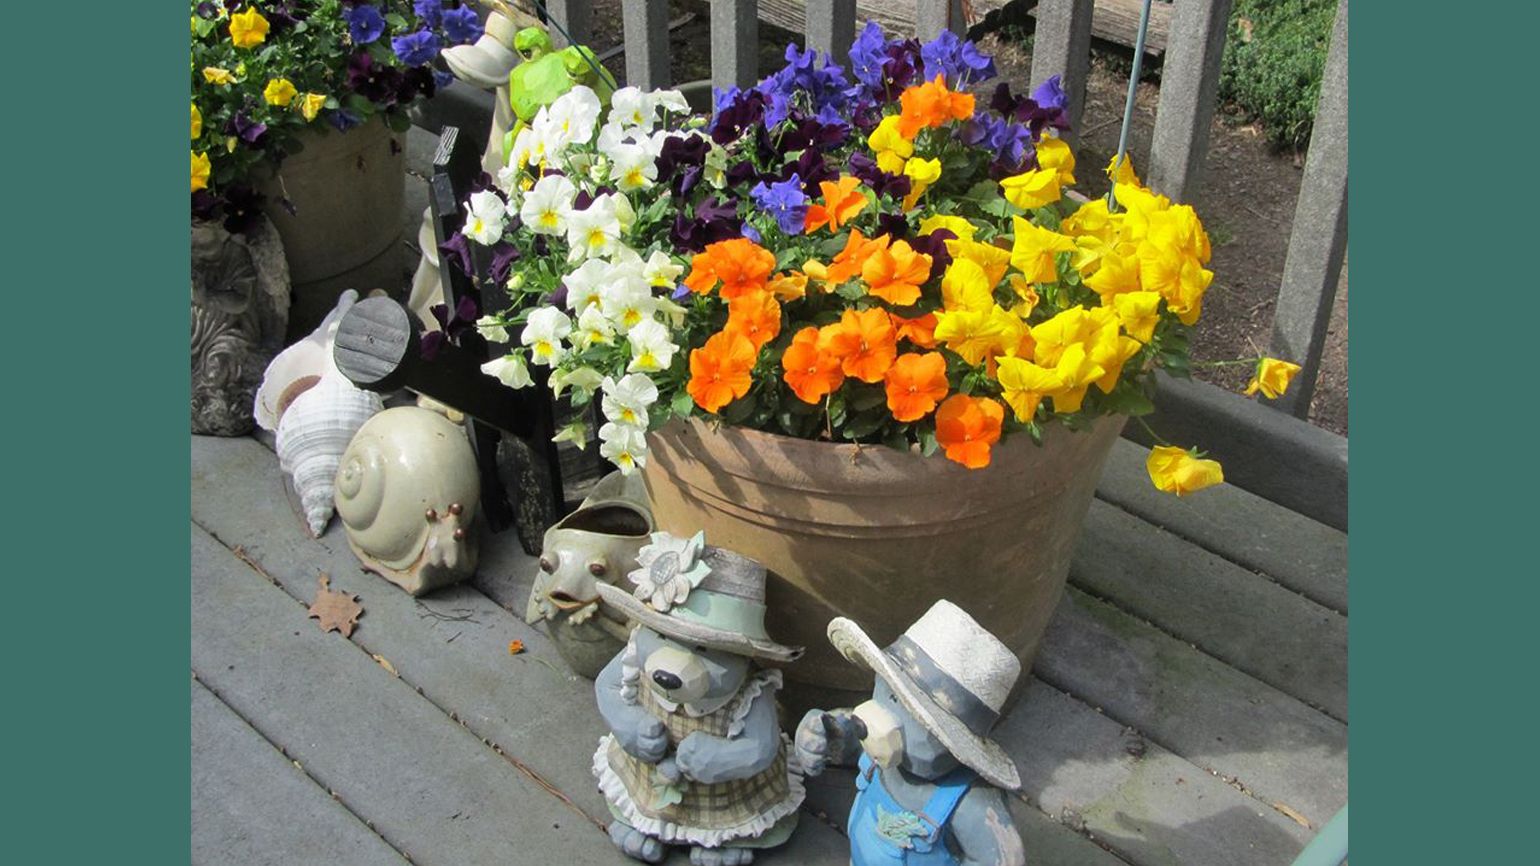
191;215;289;436
794;600;1027;866
525;471;654;678
335;406;481;595
592;533;805;865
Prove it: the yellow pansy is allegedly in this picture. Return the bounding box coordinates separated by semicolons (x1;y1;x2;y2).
1138;242;1210;325
1112;291;1162;343
1146;446;1223;496
191;150;211;192
1245;358;1303;399
933;307;1007;365
902;156;941;210
919;214;976;242
868;115;914;175
1107;154;1140;185
301;93;327;122
991;305;1034;359
1090;332;1142;393
995;355;1060;422
767;271;809;302
947;236;1010;288
1006;274;1039;318
940;258;994;313
229;7;270;48
1040;342;1105;413
263;78;298;107
202;66;235;85
191;103;202;139
1147;204;1212;264
1084;251;1141;300
1035;135;1076;186
999;167;1060;210
1009;216;1077;283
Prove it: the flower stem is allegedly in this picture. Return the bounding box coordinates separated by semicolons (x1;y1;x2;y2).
1135;415;1170;447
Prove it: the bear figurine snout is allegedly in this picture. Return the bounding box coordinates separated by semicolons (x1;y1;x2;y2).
643;644;710;703
651;670;683;690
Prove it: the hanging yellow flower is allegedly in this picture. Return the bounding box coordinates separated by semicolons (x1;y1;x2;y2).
263;78;298;107
1244;358;1303;399
228;8;270;48
202;66;235;86
1146;446;1223;496
300;93;328;122
191;103;202;140
191;151;211;193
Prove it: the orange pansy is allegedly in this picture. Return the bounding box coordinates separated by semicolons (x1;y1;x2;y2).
687;331;757;413
892;311;939;348
804;175;869;234
884;352;950;422
934;394;1004;469
820;308;898;383
896;74;976;138
782;327;846;404
861;239;933;306
724;290;783;350
683;238;777;299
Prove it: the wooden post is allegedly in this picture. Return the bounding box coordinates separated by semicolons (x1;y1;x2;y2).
623;0;671;89
915;0;964;42
712;0;760;90
1269;0;1347;419
1147;0;1234;203
806;0;856;61
541;0;592;50
1028;0;1095;138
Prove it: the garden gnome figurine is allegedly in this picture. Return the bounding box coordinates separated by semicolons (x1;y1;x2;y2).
795;600;1027;866
592;532;806;865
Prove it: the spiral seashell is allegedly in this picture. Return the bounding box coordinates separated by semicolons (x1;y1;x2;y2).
276;368;383;536
254;289;359;432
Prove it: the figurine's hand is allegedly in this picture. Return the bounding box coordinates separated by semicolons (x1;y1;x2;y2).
794;709;831;777
655;755;682;784
629;716;669;764
674;731;719;781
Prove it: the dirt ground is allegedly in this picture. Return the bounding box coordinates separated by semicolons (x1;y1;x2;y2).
577;2;1348;435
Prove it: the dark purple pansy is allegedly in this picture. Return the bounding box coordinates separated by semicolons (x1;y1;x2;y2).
909;229;956;275
346;52;403;104
422;294;480;360
438;232;474;277
220;184;264;234
396;65;438;102
655;134;709;181
226;111;268;146
849;151;910;200
329;108;363;131
488;241;522;287
671;196;743;252
876;212;909;240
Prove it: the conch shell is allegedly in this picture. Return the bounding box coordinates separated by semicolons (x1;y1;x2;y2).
255;289;359;432
335;406;481;596
275;368;383;537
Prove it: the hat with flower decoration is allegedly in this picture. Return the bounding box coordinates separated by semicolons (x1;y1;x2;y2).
595;531;803;663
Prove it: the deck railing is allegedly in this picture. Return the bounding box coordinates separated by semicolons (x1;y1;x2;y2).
540;0;1348;422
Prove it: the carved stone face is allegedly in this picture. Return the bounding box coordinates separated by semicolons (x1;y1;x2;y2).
190;219;289;436
535;503;651;626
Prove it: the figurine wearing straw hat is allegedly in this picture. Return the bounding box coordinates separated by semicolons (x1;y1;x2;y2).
592;531;805;865
795;600;1027;866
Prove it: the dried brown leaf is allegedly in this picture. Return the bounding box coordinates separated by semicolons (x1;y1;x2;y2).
1272;802;1312;829
372;654;399;677
308;573;363;637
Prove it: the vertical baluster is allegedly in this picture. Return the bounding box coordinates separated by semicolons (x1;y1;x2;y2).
807;0;857;62
1147;0;1234;202
1269;0;1347;419
713;0;760;90
623;0;671;89
1028;0;1094;137
542;0;591;50
916;0;965;42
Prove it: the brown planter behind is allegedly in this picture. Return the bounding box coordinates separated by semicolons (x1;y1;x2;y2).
643;415;1125;712
259;117;405;341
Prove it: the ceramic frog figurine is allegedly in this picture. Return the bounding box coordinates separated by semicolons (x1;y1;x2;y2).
591;533;805;865
794;600;1027;866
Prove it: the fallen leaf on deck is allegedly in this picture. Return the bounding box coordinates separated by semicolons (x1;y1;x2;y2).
372;654;399;677
1272;802;1312;829
508;639;525;655
308;573;362;637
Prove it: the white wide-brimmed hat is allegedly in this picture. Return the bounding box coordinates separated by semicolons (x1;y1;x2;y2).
827;600;1022;790
595;531;803;663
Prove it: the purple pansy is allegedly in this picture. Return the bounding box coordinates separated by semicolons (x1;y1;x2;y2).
441;4;483;44
344;4;386;44
1032;75;1068;112
847;21;888;89
740;223;762;243
227;112;268;146
392;30;440;66
751;175;809;235
920;30;997;87
909;229;956;275
412;0;443;27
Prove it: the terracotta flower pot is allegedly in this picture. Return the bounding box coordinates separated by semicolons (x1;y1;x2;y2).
642;415;1125;710
258;116;405;342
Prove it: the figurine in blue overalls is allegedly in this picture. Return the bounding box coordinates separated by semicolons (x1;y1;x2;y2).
794;600;1027;866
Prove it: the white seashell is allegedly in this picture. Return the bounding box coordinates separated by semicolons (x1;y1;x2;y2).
254;290;360;431
276;368;383;536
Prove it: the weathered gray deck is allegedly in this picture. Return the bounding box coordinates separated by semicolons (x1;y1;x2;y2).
191;426;1345;866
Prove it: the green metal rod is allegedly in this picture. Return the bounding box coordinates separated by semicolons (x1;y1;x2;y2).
1108;0;1155;211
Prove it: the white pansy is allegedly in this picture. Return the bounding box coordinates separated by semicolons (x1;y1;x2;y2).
611;192;637;234
610;86;655;130
601;374;659;428
595;121;627;157
653;89;691;114
642;251;684;289
495;163;522;196
626;318;678;373
565;195;622;262
476;315;510;343
519;173;577;236
610;143;656;192
462;190;507;246
562;258;611;314
508;126;537;171
480;353;533;389
599;279;657;334
550;365;604;400
654;295;689;329
552;419;589;446
572;305;616;350
598;422;648;474
520;307;572;366
545;85;602;148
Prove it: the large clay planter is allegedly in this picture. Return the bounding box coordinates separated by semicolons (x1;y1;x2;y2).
259;116;405;341
642;416;1125;711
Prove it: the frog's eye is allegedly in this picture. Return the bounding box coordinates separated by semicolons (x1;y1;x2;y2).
589;562;607;577
539;557;556;574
